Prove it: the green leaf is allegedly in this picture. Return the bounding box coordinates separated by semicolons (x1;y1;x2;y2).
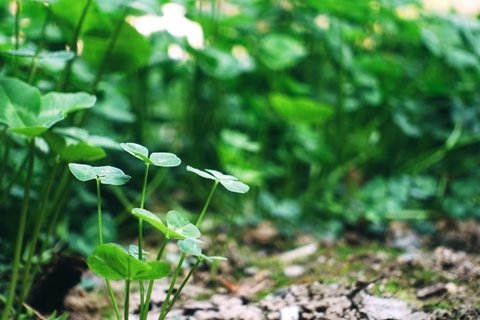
87;243;170;280
69;163;131;185
87;243;140;280
186;166;216;180
178;238;202;256
131;208;186;239
258;34;306;70
166;211;201;239
270;93;333;125
187;166;250;193
0;78;96;137
149;152;181;167
120;142;150;163
121;142;181;167
61;143;106;162
135;261;170;280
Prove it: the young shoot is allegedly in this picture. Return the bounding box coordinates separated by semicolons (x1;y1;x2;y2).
68;163;131;319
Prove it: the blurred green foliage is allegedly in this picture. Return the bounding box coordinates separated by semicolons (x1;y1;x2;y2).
0;0;479;257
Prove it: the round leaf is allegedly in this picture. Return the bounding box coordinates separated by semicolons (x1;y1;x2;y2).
120;142;150;163
68;163;96;182
166;211;201;239
69;163;131;185
94;166;131;185
131;208;185;239
178;238;202;256
219;179;250;194
149;152;181;167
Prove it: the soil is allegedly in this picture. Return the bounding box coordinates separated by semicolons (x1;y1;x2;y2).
33;220;480;319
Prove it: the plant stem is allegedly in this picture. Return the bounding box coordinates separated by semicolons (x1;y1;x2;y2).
11;0;21;75
1;138;35;320
27;8;50;84
158;254;186;320
165;258;201;314
106;281;121;320
138;164;150;310
124;280;130;320
159;182;218;319
95;178;121;320
90;7;129;92
58;0;93;90
96;177;103;244
140;239;168;320
195;181;219;227
19;161;58;307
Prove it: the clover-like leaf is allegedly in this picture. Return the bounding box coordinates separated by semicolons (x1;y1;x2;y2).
120;142;150;162
0;78;95;137
186;166;216;180
132;208;193;239
187;166;250;193
149;152;181;167
87;243;170;281
166;211;201;239
68;163;131;185
121;142;181;167
178;238;202;256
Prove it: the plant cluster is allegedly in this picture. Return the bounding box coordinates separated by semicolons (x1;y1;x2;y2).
67;144;248;320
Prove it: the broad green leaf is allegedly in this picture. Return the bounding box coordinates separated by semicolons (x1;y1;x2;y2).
87;243;142;280
131;208;186;239
258;34;306;70
186;166;216;180
166;211;201;239
0;78;96;137
149;152;181;167
61;144;106;162
87;243;170;280
178;238;202;256
270;93;333;125
69;163;131;185
120;142;150;163
121;142;181;167
68;163;97;181
135;261;170;280
218;179;250;194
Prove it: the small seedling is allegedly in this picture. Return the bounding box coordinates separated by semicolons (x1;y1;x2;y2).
69;163;131;319
66;157;248;320
120;142;181;309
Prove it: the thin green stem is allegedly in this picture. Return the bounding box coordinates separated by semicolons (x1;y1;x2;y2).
106;280;121;320
43;166;70;249
58;0;93;90
90;7;129;92
124;280;130;320
140;239;168;320
158;254;186;320
11;0;21;75
158;181;219;319
95;178;121;320
27;8;50;83
3;149;28;200
96;178;103;244
195;181;219;227
19;161;58;306
1;138;35;320
137;164;150;310
165;258;201;314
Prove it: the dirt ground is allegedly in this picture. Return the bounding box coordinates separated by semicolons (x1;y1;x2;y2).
33;219;480;320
